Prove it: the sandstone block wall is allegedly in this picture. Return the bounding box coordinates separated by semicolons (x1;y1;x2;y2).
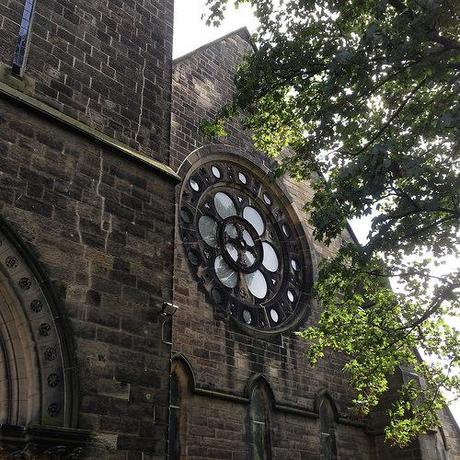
170;30;373;460
0;0;173;162
0;94;176;457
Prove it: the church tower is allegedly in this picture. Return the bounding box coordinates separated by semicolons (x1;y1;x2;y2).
0;0;178;457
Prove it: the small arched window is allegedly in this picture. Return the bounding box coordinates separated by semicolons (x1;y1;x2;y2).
168;358;192;460
249;382;272;460
319;396;338;460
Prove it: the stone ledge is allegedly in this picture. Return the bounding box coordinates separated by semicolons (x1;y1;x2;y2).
0;80;181;183
0;424;93;457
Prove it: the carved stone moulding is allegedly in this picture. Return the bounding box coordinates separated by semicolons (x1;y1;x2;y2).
0;424;91;459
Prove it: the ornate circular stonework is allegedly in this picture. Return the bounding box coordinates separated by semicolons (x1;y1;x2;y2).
179;155;312;333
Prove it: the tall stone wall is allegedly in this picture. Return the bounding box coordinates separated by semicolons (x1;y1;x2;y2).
0;0;177;457
0;0;173;162
0;94;177;457
170;30;373;459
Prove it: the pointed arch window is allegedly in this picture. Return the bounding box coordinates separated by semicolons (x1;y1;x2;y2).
249;382;272;460
169;357;193;460
319;397;338;460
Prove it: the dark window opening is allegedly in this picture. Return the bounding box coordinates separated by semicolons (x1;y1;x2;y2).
250;384;272;460
12;0;36;77
169;371;181;460
319;398;338;460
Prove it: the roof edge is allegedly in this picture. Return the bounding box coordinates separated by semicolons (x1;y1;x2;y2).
173;26;256;65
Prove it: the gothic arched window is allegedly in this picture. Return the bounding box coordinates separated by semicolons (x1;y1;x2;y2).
319;397;338;460
169;357;193;460
435;426;450;460
249;382;272;460
179;154;313;334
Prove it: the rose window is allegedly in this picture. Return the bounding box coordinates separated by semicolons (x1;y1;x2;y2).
179;158;311;332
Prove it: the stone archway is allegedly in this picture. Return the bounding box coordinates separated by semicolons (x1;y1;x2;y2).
0;220;88;456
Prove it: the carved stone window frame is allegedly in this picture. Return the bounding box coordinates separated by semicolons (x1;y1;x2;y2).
0;218;89;456
177;144;316;337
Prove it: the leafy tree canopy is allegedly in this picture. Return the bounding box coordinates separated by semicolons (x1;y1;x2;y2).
204;0;460;446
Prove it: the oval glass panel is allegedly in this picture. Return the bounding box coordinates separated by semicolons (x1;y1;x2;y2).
242;230;254;247
243;309;252;324
238;172;247;184
245;270;267;299
190;178;200;191
263;193;272;205
225;243;238;262
270;309;279;323
291;259;300;271
211;166;221;178
214;256;238;288
214;192;237;219
287;290;295;302
243;206;265;236
198;216;218;247
262;242;278;272
242;251;255;267
224;223;238;239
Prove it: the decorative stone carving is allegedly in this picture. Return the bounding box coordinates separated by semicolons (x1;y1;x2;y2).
0;224;73;430
179;155;313;334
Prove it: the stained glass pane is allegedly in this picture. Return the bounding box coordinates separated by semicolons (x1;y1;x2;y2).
242;230;254;246
243;309;252;324
212;166;221;178
245;270;267;299
225;223;238;239
214;256;238;288
262;242;278;272
270;309;279;323
242;251;256;266
190;178;200;191
214;192;237;219
198;216;218;247
243;207;265;236
226;243;238;261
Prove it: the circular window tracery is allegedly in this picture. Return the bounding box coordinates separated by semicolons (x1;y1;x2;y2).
179;158;311;333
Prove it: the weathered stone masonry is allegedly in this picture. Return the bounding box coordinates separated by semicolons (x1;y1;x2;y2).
0;0;177;457
0;0;459;458
0;0;173;162
0;91;178;457
169;29;460;460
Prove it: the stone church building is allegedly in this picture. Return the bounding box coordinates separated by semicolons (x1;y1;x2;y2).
0;0;458;458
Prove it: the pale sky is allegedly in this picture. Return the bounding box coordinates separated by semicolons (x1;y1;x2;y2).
173;0;257;59
173;0;460;426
